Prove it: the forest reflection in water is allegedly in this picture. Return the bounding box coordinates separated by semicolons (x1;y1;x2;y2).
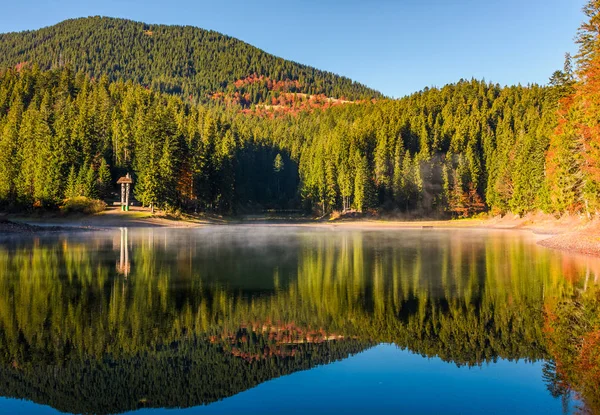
0;226;598;414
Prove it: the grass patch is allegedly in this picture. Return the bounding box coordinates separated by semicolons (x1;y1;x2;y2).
61;197;107;214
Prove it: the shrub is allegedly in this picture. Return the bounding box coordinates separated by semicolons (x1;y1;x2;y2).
329;210;342;221
61;197;107;214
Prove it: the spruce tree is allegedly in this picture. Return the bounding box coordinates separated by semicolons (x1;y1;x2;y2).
97;158;112;199
65;166;77;199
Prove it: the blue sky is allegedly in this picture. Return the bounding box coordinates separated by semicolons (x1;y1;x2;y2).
0;0;585;98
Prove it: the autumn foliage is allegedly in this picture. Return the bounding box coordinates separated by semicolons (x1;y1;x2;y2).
545;1;600;213
211;74;357;117
208;321;347;362
544;287;600;413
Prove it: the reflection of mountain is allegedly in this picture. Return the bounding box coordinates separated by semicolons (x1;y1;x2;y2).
0;335;372;414
0;228;597;413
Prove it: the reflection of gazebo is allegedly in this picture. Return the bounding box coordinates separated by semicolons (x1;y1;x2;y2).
117;174;133;211
117;227;130;278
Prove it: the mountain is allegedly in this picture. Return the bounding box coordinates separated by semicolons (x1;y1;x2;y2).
0;16;383;104
0;7;596;219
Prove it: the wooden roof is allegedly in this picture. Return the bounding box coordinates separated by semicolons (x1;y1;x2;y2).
117;176;133;184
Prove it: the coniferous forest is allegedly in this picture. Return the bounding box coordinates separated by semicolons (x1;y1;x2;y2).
0;4;598;217
3;4;600;415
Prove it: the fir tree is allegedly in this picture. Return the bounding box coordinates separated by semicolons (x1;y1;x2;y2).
65;166;77;199
97;158;112;199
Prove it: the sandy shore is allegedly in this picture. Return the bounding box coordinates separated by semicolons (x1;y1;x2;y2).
225;212;600;258
0;218;70;234
321;213;600;257
4;208;600;258
6;206;215;229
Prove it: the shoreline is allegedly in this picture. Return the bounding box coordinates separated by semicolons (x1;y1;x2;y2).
3;206;216;230
321;214;600;258
3;208;600;258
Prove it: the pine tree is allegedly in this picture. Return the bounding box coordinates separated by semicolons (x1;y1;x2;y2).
547;132;583;213
392;140;404;207
399;150;414;210
136;142;159;212
15;107;38;203
84;163;97;198
441;162;451;209
325;158;337;212
338;163;353;212
0;101;21;202
75;165;86;197
354;154;370;212
273;153;284;173
65;165;78;199
97;158;112;199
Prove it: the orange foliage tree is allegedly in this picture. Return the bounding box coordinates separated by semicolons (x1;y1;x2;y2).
546;1;600;213
544;286;600;413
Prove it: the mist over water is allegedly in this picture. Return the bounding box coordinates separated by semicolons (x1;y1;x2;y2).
0;227;597;414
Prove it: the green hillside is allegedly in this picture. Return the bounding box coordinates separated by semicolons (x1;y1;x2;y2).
0;16;382;103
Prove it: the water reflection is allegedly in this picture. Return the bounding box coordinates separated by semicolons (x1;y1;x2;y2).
0;227;598;414
117;227;131;278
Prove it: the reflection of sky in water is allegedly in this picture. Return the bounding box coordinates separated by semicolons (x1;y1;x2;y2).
1;345;575;415
0;227;594;414
184;345;573;415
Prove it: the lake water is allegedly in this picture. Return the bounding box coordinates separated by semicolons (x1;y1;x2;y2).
0;226;598;414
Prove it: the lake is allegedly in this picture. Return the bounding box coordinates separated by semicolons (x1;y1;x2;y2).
0;226;598;414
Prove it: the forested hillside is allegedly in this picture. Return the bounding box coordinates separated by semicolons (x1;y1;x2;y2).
0;17;382;104
266;81;559;216
0;67;302;212
1;2;600;218
0;65;557;215
0;66;570;216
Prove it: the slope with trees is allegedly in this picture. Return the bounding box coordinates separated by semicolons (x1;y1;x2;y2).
1;4;600;219
0;17;382;104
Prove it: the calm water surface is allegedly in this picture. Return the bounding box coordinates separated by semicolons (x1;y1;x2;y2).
0;226;598;414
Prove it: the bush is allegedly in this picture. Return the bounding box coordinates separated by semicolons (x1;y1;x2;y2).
61;197;107;214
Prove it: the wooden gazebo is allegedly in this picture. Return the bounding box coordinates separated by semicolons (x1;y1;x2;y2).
116;173;133;211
